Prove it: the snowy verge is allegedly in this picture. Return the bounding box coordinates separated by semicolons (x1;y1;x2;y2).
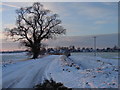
45;55;118;88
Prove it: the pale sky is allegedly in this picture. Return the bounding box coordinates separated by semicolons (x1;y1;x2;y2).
0;2;118;51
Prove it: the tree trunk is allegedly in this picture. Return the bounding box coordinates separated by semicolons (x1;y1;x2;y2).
32;45;40;59
32;53;39;59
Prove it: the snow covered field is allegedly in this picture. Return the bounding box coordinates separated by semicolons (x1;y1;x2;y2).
2;52;118;88
1;52;28;65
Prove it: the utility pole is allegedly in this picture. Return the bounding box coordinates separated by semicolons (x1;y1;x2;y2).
93;36;96;56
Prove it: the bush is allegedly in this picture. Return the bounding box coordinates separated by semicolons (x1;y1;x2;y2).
64;52;71;57
34;79;72;90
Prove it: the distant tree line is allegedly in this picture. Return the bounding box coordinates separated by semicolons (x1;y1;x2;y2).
1;45;119;54
47;45;120;54
1;50;25;54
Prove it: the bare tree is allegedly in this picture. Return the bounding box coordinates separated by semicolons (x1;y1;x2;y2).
5;2;66;59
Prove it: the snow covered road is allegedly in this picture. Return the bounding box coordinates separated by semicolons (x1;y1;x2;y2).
2;55;58;88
